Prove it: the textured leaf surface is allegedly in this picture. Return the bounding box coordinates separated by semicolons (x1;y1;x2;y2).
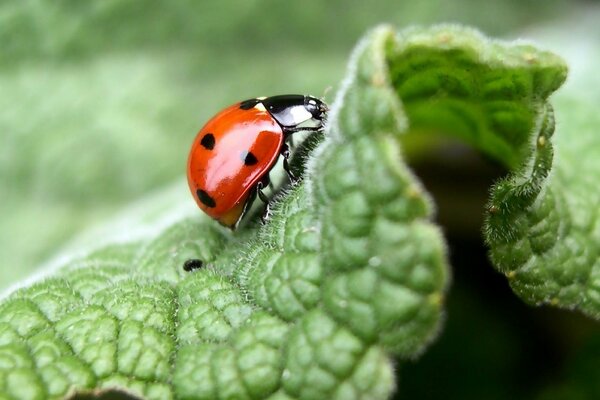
0;25;572;399
483;38;600;319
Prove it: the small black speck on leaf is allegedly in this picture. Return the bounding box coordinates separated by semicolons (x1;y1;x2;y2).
183;259;204;272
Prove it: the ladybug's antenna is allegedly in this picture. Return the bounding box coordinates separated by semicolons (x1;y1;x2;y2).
321;86;333;103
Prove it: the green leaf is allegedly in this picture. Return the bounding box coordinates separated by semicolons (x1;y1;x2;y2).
482;42;600;318
0;24;572;399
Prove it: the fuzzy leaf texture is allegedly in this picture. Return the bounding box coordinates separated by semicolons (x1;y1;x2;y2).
0;24;574;399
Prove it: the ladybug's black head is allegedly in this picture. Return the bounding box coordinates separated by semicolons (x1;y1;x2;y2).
261;94;328;130
304;96;328;122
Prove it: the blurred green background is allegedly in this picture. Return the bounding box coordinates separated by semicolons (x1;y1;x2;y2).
1;1;598;399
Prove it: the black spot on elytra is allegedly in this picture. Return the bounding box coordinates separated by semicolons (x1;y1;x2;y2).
241;150;258;166
200;133;215;150
183;259;204;272
239;98;260;110
197;189;216;208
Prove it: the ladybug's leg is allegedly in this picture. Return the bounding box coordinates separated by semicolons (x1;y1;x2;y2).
281;143;298;183
261;173;274;190
256;181;271;223
283;126;323;135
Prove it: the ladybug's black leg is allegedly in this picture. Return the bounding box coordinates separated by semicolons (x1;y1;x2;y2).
261;173;274;190
281;143;298;183
283;126;323;135
256;181;271;223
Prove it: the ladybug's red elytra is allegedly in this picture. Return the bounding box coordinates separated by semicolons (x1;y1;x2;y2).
187;94;328;229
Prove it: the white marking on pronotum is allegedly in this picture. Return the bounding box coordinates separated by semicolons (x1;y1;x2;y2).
289;105;312;125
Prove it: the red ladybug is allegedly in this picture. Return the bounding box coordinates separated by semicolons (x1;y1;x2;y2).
187;95;328;229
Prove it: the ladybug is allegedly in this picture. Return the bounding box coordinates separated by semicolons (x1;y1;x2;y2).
187;94;328;229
